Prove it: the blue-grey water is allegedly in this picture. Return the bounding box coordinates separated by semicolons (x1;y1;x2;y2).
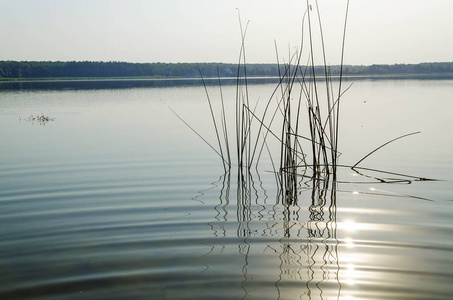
1;79;452;299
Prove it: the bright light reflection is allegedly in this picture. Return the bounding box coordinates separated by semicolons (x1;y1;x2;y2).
344;238;355;248
341;220;359;233
340;252;361;289
343;263;357;286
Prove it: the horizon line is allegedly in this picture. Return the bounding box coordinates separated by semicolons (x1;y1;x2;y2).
1;60;453;67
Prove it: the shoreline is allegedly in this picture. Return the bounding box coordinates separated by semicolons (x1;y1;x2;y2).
2;72;453;82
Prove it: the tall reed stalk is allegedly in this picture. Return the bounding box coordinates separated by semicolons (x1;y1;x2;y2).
191;1;352;196
171;0;430;203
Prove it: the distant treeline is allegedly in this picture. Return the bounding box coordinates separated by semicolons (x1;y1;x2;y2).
1;61;453;79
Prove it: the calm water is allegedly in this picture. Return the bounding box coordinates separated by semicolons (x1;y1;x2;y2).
1;79;452;299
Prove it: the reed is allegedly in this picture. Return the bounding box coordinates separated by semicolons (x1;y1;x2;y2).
170;0;433;201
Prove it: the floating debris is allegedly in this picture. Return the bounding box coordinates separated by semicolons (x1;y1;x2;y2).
20;114;55;125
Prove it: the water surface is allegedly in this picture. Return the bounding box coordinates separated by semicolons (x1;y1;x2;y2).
1;79;452;299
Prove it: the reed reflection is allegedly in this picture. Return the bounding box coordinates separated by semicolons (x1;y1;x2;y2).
200;168;343;299
278;170;341;300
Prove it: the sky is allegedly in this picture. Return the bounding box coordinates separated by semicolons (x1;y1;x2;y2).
1;0;452;65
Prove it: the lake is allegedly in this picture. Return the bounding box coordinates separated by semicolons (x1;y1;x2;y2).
1;78;452;299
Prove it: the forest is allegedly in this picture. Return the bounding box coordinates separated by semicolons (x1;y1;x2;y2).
1;60;452;79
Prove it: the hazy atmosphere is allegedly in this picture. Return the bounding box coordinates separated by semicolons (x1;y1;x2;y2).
1;0;452;65
2;1;453;299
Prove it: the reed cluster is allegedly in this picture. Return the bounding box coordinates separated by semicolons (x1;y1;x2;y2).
171;0;430;202
196;1;350;200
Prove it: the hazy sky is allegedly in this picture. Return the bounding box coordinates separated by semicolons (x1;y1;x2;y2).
1;0;452;65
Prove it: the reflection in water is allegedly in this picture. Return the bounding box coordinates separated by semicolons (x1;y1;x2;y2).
0;77;283;91
199;164;433;299
280;172;341;300
201;167;343;299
